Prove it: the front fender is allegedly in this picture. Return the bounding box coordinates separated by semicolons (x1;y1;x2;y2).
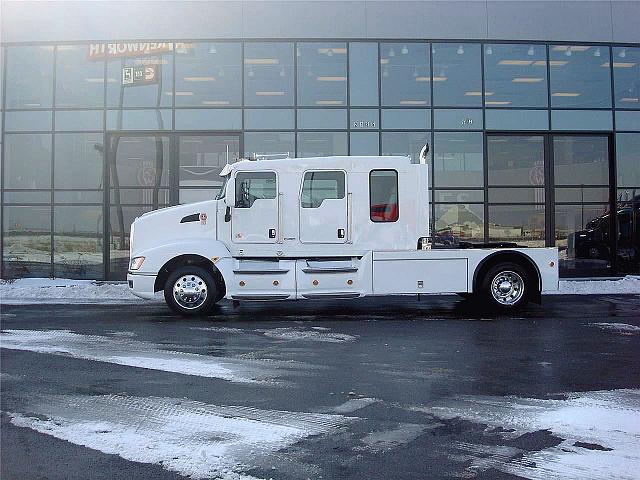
134;240;232;275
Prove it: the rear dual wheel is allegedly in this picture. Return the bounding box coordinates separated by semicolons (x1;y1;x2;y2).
164;266;219;316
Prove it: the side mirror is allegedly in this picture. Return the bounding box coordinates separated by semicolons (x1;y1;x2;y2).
224;206;231;223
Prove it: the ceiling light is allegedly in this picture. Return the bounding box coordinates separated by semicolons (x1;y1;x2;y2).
540;60;569;66
202;100;230;105
601;62;637;68
485;101;511;105
255;91;285;96
326;48;334;57
498;60;534;66
389;47;396;57
316;76;347;81
594;47;601;57
317;47;346;55
552;92;581;97
401;45;408;55
400;100;427;105
565;47;572;57
512;77;544;83
184;76;216;82
553;45;590;52
315;100;343;105
380;58;389;65
621;97;639;103
528;46;535;56
166;91;195;96
619;48;627;58
209;45;217;54
244;58;279;65
415;76;436;82
485;46;493;55
457;45;464;55
464;91;483;96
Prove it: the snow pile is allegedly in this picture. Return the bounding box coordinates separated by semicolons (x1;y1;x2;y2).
0;278;153;304
556;276;640;295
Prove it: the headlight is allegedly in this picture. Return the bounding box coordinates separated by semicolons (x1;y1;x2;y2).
129;256;145;271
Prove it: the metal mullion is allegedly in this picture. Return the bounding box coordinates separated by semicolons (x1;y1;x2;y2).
49;46;57;277
429;41;435;234
377;42;382;156
0;46;7;277
294;41;298;156
483;131;489;242
346;42;350;154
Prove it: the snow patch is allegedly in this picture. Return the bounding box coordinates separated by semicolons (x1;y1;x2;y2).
416;389;640;480
260;327;357;343
8;394;354;479
359;423;438;452
556;276;640;295
0;329;312;385
331;397;380;414
590;323;640;334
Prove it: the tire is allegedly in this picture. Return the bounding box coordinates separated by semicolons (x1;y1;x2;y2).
164;266;219;316
480;262;531;312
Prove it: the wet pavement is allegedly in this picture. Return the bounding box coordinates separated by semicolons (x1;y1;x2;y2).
1;294;640;480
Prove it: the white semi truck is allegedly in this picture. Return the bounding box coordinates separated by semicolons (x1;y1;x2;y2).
127;155;559;315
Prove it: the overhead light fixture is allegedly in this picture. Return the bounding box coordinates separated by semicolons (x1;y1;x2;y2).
457;45;464;55
619;48;627;58
389;47;396;57
255;91;285;96
464;91;483;96
553;45;590;52
485;46;493;55
594;47;601;57
621;97;639;103
315;100;343;105
512;77;544;83
528;46;535;56
485;101;511;105
166;91;195;96
400;100;427;105
202;100;230;105
565;47;572;57
552;92;581;97
326;48;334;57
316;76;347;81
209;45;217;54
415;76;435;82
498;60;534;66
244;58;279;65
317;47;346;55
401;45;409;55
602;62;637;68
184;76;216;82
540;60;569;66
380;58;389;65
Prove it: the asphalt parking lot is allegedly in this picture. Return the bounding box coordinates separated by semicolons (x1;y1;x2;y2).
2;294;640;480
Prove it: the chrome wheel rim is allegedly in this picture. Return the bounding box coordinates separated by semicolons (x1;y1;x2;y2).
490;271;524;306
173;274;207;310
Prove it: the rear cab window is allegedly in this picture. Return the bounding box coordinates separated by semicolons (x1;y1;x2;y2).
370;169;399;222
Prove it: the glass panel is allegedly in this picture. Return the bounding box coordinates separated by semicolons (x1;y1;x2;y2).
297;109;347;129
106;44;173;108
616;111;640;131
109;205;156;279
350;109;378;129
179;189;217;204
489;187;545;203
370;170;399;222
244;109;294;130
550;45;611;108
297;42;347;106
56;45;105;108
616;133;640;188
301;171;345;208
556;204;612;277
244;42;293;106
106;109;172;130
433;132;483;187
381;132;430;164
55;110;104;131
380;42;429;106
54;206;103;279
483;44;548;107
244;132;295;159
489;205;546;247
2;205;51;277
54;191;103;203
555;187;609;203
5;46;54;109
381;109;430;129
485;109;549;131
488;135;545;186
349;43;379;106
554;136;609;185
297;132;347;157
179;135;239;188
55;133;104;189
432;43;482;107
350;132;379;155
235;172;277;208
551;110;612;131
612;47;639;109
433;190;484;203
616;195;640;275
5;134;52;189
3;191;51;203
109;189;170;205
434;204;484;242
110;136;169;197
4;111;52;132
433;109;482;130
174;109;242;130
174;42;241;107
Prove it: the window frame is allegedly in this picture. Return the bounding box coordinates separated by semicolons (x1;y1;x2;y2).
299;169;346;209
369;169;399;223
234;170;277;208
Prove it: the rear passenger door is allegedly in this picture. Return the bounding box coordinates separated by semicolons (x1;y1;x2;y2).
299;170;348;243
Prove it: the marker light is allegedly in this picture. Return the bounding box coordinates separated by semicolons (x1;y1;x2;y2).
129;256;145;270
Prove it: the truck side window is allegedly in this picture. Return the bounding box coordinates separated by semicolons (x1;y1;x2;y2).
370;169;399;222
235;171;276;208
301;171;345;208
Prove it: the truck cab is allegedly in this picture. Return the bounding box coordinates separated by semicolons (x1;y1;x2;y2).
127;155;559;315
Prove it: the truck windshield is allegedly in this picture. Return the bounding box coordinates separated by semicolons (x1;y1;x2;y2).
215;176;229;200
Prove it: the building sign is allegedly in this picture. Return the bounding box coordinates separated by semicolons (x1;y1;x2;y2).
353;120;376;128
122;65;158;86
88;42;191;60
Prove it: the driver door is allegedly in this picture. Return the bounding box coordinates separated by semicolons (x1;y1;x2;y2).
231;171;279;243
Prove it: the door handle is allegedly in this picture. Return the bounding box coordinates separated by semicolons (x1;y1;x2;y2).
338;228;345;239
269;228;277;239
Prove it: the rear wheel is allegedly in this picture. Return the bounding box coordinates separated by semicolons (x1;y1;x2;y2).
164;266;218;316
481;262;531;312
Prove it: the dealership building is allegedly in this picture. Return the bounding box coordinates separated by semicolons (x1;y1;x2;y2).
0;0;638;280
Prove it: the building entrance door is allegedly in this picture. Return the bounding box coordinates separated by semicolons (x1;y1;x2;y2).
106;132;241;279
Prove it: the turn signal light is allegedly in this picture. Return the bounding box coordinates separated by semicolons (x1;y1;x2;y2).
129;256;145;270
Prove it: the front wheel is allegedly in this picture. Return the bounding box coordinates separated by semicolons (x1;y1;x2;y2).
164;266;219;316
481;262;531;312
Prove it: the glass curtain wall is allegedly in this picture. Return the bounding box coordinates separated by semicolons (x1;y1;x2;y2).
1;41;639;279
